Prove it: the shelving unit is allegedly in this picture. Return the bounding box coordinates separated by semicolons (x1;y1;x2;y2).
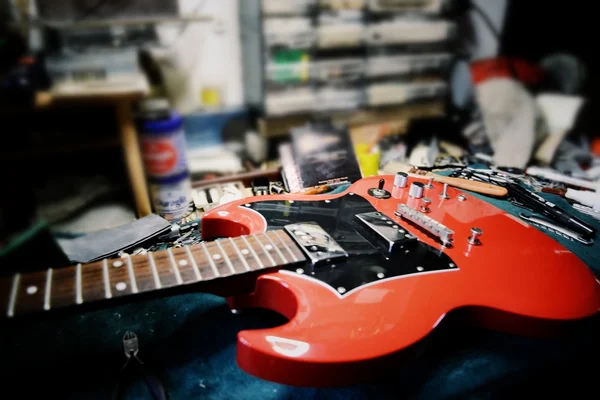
240;0;457;119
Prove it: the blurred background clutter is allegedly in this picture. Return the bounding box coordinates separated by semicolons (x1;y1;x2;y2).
1;0;600;267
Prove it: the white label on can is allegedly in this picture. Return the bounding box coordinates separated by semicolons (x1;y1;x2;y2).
149;177;192;221
141;128;189;178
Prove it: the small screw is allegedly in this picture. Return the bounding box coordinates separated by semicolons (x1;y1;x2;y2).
458;194;467;201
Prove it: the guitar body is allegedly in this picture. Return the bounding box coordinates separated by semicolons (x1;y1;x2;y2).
202;175;600;387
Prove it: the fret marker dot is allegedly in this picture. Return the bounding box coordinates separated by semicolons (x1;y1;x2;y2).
296;268;304;274
212;254;221;260
417;266;424;272
26;285;38;295
265;244;273;251
377;272;385;279
337;287;347;294
325;200;331;203
112;260;123;268
288;200;294;204
241;249;249;255
178;260;188;267
116;282;127;291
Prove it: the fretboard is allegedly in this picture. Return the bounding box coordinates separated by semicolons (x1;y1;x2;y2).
0;230;306;318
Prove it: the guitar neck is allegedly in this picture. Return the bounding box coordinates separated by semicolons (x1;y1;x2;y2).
1;230;306;319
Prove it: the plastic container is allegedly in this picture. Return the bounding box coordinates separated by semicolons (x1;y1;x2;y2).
139;111;192;221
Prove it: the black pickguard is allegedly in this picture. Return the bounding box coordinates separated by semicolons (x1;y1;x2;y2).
245;193;457;296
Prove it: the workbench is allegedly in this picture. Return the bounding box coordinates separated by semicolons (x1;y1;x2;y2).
0;187;598;399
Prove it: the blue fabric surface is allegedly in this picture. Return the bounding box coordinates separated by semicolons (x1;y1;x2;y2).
1;182;599;399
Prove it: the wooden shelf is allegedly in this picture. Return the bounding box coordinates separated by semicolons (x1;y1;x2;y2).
0;138;121;161
20;15;213;30
258;101;446;138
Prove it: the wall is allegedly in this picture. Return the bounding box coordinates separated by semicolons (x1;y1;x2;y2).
155;0;244;111
468;0;508;61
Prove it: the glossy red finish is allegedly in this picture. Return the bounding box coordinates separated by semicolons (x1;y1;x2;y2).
202;175;600;387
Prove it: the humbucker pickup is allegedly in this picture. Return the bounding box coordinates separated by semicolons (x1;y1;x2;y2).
285;222;348;266
355;212;418;253
395;204;454;246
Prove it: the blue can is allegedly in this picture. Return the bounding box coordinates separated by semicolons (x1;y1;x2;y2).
139;112;191;221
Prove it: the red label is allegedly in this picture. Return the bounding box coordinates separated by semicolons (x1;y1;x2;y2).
142;139;177;175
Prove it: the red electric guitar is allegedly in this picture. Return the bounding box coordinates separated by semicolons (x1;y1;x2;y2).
1;176;599;386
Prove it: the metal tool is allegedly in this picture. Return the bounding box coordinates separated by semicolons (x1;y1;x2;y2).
112;331;168;400
519;213;593;245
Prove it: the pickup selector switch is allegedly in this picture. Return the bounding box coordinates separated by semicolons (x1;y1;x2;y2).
368;179;391;199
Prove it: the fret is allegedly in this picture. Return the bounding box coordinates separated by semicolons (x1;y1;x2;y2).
147;252;162;289
167;248;184;285
50;267;77;307
14;271;47;315
167;247;200;283
103;259;112;299
75;263;83;304
80;261;108;303
7;274;20;317
231;236;262;271
275;230;306;261
204;241;234;277
106;257;136;297
254;234;277;267
273;230;299;262
201;242;221;277
44;268;53;310
184;246;202;280
126;257;139;293
263;232;287;264
228;238;251;272
245;235;275;268
215;240;236;274
150;250;179;288
126;253;158;292
241;236;265;269
189;244;218;280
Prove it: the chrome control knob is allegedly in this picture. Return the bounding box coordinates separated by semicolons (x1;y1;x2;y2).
394;172;408;188
467;227;483;245
409;182;424;199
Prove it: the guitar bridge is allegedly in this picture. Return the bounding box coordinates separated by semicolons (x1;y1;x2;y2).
395;204;454;246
